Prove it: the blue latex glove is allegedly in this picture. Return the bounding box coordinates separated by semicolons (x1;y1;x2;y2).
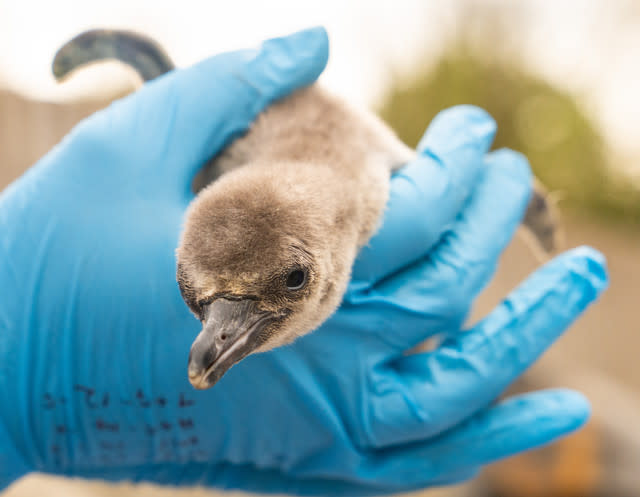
0;27;607;496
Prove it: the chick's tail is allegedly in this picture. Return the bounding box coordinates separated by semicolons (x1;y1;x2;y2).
52;29;175;82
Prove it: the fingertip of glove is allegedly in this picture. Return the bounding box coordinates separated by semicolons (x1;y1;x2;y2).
502;389;591;439
260;26;329;78
540;388;591;436
521;246;608;315
559;246;609;296
484;148;533;201
486;148;532;179
418;105;497;157
539;388;592;430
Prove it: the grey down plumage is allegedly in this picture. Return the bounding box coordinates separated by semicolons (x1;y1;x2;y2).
53;29;560;389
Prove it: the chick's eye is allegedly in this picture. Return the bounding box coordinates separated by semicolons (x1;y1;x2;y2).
285;269;307;291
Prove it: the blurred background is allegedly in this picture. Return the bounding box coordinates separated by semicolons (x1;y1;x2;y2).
1;0;639;496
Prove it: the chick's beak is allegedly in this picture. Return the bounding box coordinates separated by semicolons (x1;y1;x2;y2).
188;298;274;389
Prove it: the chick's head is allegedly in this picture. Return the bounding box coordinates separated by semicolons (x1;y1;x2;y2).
177;163;356;389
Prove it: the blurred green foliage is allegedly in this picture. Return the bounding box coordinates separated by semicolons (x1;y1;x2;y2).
378;48;640;225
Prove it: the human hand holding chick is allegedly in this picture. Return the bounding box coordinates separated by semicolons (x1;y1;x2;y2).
0;27;607;495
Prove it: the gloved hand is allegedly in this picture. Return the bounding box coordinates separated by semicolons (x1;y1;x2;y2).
0;27;607;496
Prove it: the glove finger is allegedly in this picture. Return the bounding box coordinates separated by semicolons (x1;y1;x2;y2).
431;148;533;301
350;105;496;289
352;149;532;352
365;389;589;487
364;247;607;447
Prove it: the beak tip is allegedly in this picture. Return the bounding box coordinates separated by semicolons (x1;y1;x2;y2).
188;362;209;389
188;373;212;390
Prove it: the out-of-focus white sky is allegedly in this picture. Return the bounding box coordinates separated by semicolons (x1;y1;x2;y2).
0;0;638;175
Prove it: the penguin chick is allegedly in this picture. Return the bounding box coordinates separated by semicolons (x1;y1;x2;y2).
53;29;560;389
175;85;412;389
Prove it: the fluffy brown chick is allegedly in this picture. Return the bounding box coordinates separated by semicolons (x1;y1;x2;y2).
176;84;413;387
